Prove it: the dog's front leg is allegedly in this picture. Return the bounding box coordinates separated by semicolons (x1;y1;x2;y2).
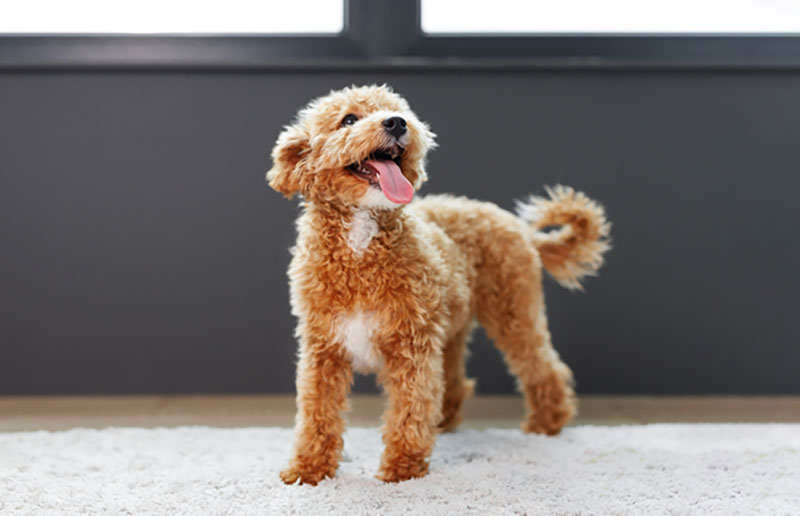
376;330;444;482
280;334;353;486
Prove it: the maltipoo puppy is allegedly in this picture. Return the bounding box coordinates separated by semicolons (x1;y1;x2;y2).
267;84;610;485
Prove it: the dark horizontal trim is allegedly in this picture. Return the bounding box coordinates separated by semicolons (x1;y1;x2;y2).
3;34;800;72
409;35;800;68
4;44;800;73
421;32;800;38
0;35;364;70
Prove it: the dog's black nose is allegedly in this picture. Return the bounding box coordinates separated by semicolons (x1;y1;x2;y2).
382;116;407;138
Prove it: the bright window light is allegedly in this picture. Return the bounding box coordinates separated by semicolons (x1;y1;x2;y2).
0;0;343;34
422;0;800;33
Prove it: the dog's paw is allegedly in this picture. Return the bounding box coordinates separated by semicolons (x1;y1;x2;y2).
522;400;574;436
377;458;429;483
279;463;337;486
522;374;576;436
523;414;569;436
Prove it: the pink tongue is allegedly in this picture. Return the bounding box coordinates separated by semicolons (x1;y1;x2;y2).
364;159;415;204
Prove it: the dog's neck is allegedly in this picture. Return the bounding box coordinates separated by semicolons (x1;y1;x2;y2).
305;203;405;256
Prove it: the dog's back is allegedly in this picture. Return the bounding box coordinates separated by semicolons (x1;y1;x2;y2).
410;193;536;277
411;187;610;292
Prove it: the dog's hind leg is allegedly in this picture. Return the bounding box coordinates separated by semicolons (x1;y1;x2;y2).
438;323;476;432
476;257;576;435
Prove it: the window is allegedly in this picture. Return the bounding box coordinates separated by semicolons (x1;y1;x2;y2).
422;0;800;34
0;0;343;34
1;0;799;69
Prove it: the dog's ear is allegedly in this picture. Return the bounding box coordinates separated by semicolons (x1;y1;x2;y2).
267;124;310;199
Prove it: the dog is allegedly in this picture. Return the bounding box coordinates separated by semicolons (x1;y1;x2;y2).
267;85;610;485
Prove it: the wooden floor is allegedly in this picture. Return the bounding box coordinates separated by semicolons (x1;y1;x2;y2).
1;395;799;432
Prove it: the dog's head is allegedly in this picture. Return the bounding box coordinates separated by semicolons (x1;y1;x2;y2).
267;84;436;209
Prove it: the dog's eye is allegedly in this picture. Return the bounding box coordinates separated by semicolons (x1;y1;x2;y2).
341;114;359;127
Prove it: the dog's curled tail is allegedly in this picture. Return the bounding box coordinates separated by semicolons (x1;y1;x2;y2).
516;185;611;291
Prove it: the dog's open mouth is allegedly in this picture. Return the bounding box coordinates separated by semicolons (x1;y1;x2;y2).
346;145;415;204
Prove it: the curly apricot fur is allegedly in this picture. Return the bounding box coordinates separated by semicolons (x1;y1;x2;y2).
268;85;610;484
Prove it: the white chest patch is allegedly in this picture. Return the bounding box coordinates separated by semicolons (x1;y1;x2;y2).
335;311;382;372
345;210;379;255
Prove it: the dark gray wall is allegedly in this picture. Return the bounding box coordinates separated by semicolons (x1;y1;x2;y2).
1;70;799;395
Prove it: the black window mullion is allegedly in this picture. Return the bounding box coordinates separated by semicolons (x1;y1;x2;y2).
343;0;421;58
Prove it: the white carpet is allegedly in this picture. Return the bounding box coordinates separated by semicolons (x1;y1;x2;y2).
1;424;799;515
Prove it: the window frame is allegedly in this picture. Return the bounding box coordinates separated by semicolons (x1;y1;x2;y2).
1;0;800;70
